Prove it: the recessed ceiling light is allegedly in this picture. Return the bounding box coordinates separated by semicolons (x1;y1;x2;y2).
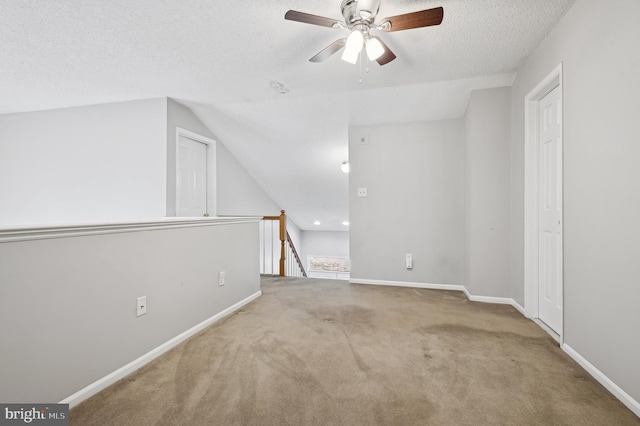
342;221;350;226
314;220;321;226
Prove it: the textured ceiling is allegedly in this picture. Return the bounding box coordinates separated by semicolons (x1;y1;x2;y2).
1;0;576;230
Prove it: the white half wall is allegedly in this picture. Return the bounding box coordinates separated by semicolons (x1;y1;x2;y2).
0;99;167;227
0;218;260;404
463;87;511;297
510;0;640;410
349;120;464;285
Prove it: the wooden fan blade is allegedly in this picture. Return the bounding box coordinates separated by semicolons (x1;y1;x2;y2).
380;7;443;32
372;37;396;66
309;39;347;63
285;10;341;28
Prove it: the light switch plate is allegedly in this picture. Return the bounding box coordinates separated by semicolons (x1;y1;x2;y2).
136;296;147;317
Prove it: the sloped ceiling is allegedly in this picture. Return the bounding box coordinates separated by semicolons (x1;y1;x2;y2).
1;0;575;230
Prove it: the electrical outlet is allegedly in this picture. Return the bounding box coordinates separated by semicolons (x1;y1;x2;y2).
357;187;368;198
218;271;226;286
405;253;413;270
136;296;147;317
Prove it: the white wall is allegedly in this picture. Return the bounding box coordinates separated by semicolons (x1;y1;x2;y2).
510;0;640;407
0;99;167;227
464;87;511;297
0;97;283;226
216;142;283;218
285;218;303;264
349;120;464;285
0;220;260;403
301;230;349;268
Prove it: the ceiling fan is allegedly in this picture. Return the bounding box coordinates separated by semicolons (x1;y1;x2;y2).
285;0;444;66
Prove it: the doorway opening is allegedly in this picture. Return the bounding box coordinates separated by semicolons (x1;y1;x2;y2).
524;63;564;342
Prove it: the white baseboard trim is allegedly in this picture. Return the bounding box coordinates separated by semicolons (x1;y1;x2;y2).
351;278;526;317
510;300;526;316
533;318;560;344
349;278;465;292
463;287;513;305
562;344;640;418
463;287;525;315
60;290;262;408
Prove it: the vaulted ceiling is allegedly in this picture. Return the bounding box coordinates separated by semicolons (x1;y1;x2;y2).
1;0;576;230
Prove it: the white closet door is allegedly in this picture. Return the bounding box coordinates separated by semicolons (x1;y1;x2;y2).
177;136;207;217
538;85;563;334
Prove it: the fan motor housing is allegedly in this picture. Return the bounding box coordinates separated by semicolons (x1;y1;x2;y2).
341;0;381;24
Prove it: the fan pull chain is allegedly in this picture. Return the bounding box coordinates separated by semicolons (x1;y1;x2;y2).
358;50;371;84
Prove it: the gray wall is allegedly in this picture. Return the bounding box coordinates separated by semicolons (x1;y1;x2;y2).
0;99;167;227
510;0;640;403
0;221;260;403
464;87;511;297
349;120;464;284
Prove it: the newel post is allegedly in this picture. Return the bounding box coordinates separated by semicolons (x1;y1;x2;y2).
279;210;286;276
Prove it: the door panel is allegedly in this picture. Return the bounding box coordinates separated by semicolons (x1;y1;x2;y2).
538;85;562;333
177;136;207;217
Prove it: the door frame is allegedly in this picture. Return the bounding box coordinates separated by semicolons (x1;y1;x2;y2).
523;63;564;342
175;127;217;217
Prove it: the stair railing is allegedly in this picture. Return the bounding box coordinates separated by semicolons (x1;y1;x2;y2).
285;231;307;277
261;210;307;277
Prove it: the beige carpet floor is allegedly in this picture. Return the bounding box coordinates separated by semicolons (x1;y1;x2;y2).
71;276;640;425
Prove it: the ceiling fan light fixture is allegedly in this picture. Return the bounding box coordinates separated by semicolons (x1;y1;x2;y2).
365;37;384;61
358;0;381;20
341;48;359;64
341;30;364;64
342;0;381;23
